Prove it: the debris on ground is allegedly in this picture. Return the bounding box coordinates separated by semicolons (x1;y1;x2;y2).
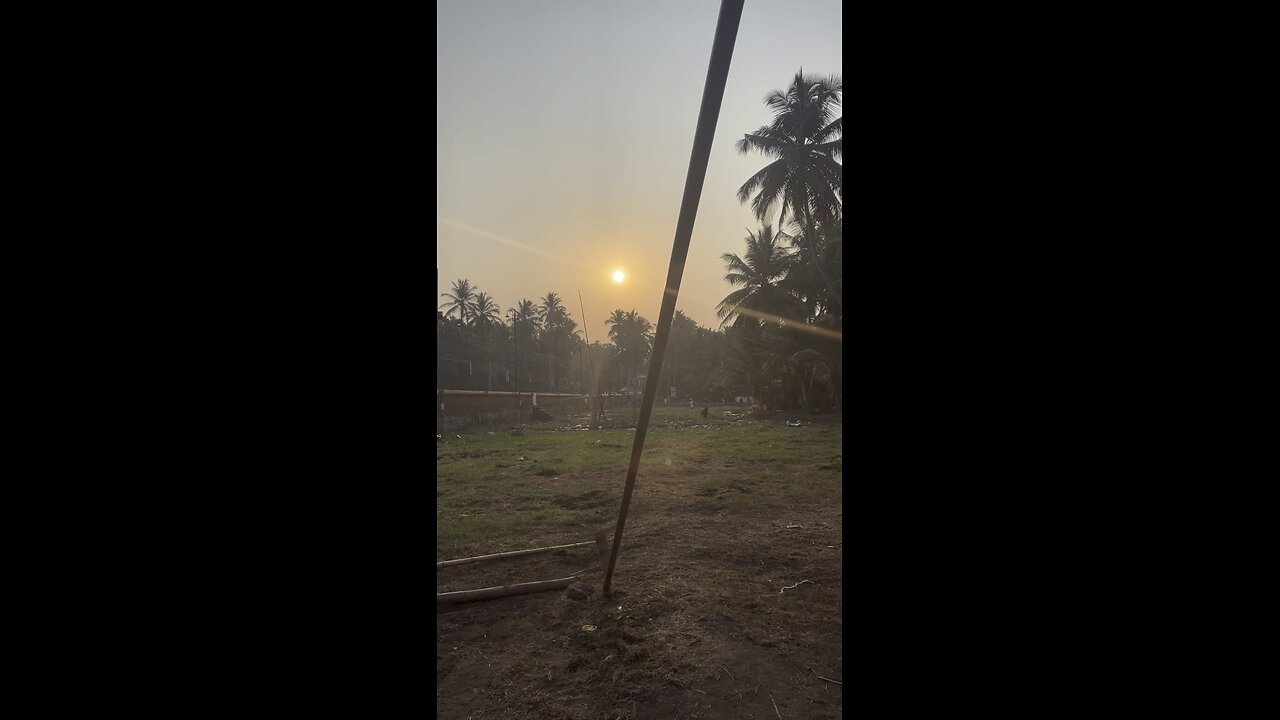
436;409;843;719
779;579;813;594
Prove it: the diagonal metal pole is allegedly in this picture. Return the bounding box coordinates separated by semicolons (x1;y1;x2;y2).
578;289;589;397
603;0;744;594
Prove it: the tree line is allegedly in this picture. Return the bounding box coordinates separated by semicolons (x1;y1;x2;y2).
436;282;724;401
436;69;841;412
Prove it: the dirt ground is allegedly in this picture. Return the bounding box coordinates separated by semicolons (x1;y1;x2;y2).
437;413;842;719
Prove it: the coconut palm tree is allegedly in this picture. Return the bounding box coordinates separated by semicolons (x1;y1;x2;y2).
604;309;653;393
468;292;502;390
605;309;628;343
624;311;653;354
439;278;478;325
622;310;653;393
666;310;699;399
775;219;841;319
782;218;842;409
505;298;540;394
538;293;566;323
606;304;632;389
605;309;628;392
711;320;764;403
469;292;502;329
760;342;830;413
510;299;540;334
716;225;800;328
737;69;842;311
539;292;568;393
556;313;581;393
736;69;842;226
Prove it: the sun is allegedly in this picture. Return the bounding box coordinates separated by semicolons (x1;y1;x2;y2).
612;270;625;284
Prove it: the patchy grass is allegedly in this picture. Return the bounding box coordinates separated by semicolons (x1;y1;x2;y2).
436;407;842;557
436;408;844;720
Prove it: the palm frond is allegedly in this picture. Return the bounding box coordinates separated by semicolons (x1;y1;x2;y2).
748;163;790;220
813;117;842;144
720;251;752;272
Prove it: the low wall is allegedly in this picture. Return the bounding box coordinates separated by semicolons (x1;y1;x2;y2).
436;390;589;433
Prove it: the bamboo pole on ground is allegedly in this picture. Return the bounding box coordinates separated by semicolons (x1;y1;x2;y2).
436;577;578;604
436;541;594;568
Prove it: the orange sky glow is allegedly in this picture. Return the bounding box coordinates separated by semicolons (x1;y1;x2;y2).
436;0;840;332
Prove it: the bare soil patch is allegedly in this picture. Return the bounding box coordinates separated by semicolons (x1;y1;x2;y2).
437;413;842;719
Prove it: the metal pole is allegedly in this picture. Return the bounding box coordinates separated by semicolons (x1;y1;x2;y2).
511;309;519;407
578;290;589;399
603;0;744;594
436;267;440;432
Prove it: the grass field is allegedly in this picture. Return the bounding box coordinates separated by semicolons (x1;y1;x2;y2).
437;405;843;720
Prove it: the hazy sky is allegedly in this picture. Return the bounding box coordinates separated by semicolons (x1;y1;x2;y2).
437;0;841;332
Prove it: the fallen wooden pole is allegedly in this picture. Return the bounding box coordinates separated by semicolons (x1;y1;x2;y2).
436;576;578;604
437;541;594;568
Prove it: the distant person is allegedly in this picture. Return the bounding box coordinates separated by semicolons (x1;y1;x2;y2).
701;406;709;418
